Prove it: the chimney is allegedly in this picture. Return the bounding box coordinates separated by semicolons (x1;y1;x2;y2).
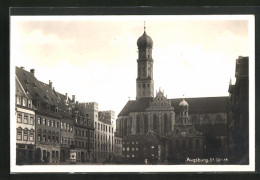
49;80;53;89
30;69;35;76
72;95;76;103
65;93;68;102
20;66;25;70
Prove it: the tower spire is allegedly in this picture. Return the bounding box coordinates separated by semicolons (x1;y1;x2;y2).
144;21;146;32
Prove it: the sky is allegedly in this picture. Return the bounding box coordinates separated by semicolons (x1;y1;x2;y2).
11;15;252;118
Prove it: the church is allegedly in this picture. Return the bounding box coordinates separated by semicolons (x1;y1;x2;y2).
116;26;229;164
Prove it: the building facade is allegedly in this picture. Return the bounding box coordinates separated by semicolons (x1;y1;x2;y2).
113;132;122;161
167;99;204;164
15;76;36;165
15;67;98;164
92;108;115;162
74;102;95;162
227;56;249;164
116;27;229;164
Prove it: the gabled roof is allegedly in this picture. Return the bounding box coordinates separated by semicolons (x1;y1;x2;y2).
118;96;229;116
16;66;74;118
15;77;28;99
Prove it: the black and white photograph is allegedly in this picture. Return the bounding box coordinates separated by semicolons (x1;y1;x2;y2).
10;14;255;172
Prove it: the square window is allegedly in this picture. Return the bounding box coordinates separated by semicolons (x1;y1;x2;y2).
37;117;41;124
28;100;32;108
24;115;28;124
17;131;22;140
30;116;34;125
23;98;27;106
23;131;28;141
17;97;21;105
17;114;22;123
29;133;34;141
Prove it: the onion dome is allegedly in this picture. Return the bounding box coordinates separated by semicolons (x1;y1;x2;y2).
137;31;153;49
179;99;189;107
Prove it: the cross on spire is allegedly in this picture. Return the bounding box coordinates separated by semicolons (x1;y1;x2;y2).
183;94;185;100
144;21;146;32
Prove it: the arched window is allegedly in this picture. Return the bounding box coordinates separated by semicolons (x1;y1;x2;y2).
136;115;140;133
144;114;148;133
164;114;168;132
153;114;158;130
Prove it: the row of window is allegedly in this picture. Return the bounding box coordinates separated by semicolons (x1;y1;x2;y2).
114;139;122;144
75;117;90;126
125;154;136;158
95;122;113;133
17;128;34;141
37;117;60;128
16;96;32;109
17;113;34;125
95;133;113;142
94;142;112;151
61;137;74;145
75;128;89;137
37;133;59;143
138;83;150;88
122;147;139;151
42;150;59;159
74;140;93;149
122;141;139;145
61;122;73;132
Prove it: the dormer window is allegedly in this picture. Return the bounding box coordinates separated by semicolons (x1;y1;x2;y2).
47;105;50;111
69;108;72;115
28;100;32;108
23;98;27;107
55;107;58;113
17;96;21;105
37;102;40;108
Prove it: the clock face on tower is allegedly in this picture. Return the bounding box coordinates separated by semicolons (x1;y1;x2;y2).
181;131;187;137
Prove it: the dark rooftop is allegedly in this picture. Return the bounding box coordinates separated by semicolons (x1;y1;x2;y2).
118;96;229;116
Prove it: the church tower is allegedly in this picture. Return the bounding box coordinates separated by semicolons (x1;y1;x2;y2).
136;23;154;99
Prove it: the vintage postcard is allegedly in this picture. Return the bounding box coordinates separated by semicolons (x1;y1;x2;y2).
10;13;255;172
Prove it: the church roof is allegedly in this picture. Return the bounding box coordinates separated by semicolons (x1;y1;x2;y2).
118;97;152;116
137;31;153;49
171;97;228;114
118;96;228;116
